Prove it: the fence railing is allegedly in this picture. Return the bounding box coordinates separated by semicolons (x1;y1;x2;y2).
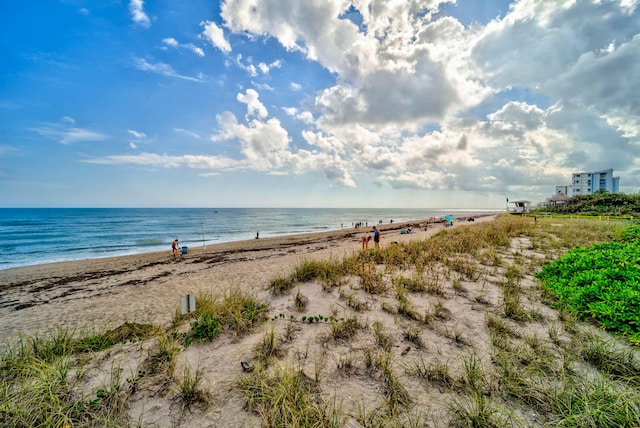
523;213;636;222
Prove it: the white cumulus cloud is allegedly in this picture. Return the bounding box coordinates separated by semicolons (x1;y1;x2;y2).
129;0;150;28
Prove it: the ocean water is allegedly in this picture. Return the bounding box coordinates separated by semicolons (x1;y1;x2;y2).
0;208;498;270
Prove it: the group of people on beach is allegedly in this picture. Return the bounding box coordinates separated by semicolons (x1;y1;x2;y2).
361;225;380;250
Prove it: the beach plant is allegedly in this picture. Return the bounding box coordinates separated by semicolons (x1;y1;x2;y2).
254;325;283;365
0;328;133;427
362;346;376;372
268;274;295;294
15;323;156;364
282;318;300;342
452;277;465;293
444;325;468;346
501;265;529;322
473;292;489;304
460;353;487;394
447;390;518;428
338;287;368;312
393;273;426;293
294;288;309;311
359;261;386;294
535;229;640;344
502;285;527;322
185;289;269;345
394;281;407;301
356;405;430;428
425;275;446;297
577;334;640;385
176;363;207;407
239;365;342;427
270;313;338;325
293;258;344;289
408;356;455;389
336;351;357;375
430;298;449;320
402;325;424;349
547;322;561;345
397;300;421;322
533;192;640;217
373;321;394;352
148;330;180;376
376;351;411;415
328;315;361;342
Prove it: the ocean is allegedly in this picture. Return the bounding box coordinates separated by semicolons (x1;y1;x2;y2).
0;208;498;270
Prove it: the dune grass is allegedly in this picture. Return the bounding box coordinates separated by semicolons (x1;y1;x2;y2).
0;325;151;427
260;215;638;426
183;288;269;345
238;365;343;427
2;214;639;427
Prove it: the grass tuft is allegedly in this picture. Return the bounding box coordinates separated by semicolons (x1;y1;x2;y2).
239;365;342;427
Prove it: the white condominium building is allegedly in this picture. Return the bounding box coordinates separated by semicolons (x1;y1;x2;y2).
571;168;620;196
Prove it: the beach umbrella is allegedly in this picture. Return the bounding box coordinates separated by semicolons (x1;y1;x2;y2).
444;214;456;223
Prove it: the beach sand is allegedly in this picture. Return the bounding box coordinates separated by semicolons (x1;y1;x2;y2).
0;216;491;342
1;215;506;427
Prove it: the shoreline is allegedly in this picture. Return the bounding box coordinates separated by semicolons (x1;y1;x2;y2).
0;209;501;271
0;214;492;274
0;214;495;342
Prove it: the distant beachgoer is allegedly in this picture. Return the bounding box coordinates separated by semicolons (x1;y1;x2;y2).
361;231;371;249
256;231;259;239
373;226;380;249
172;238;179;256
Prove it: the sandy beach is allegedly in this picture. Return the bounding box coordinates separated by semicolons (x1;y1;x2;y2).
0;216;490;343
4;213;639;428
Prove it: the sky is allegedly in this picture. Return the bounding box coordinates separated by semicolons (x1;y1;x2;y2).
1;0;639;209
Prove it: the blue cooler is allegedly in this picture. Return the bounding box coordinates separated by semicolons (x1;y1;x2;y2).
181;246;188;255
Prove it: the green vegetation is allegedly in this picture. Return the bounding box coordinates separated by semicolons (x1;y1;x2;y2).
268;258;345;294
3;214;640;427
535;192;640;216
184;288;269;345
0;324;155;427
257;215;639;427
239;365;342;427
536;225;640;344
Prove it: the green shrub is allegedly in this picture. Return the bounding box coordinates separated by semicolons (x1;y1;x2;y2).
536;230;640;344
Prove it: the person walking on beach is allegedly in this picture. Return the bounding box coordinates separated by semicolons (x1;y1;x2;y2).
171;238;179;256
373;226;380;249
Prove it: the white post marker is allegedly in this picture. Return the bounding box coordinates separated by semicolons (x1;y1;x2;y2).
181;294;197;315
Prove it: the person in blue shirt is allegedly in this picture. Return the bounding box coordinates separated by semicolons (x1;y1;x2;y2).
373;226;380;249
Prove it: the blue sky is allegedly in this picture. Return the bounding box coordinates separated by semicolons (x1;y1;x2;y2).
1;0;639;208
